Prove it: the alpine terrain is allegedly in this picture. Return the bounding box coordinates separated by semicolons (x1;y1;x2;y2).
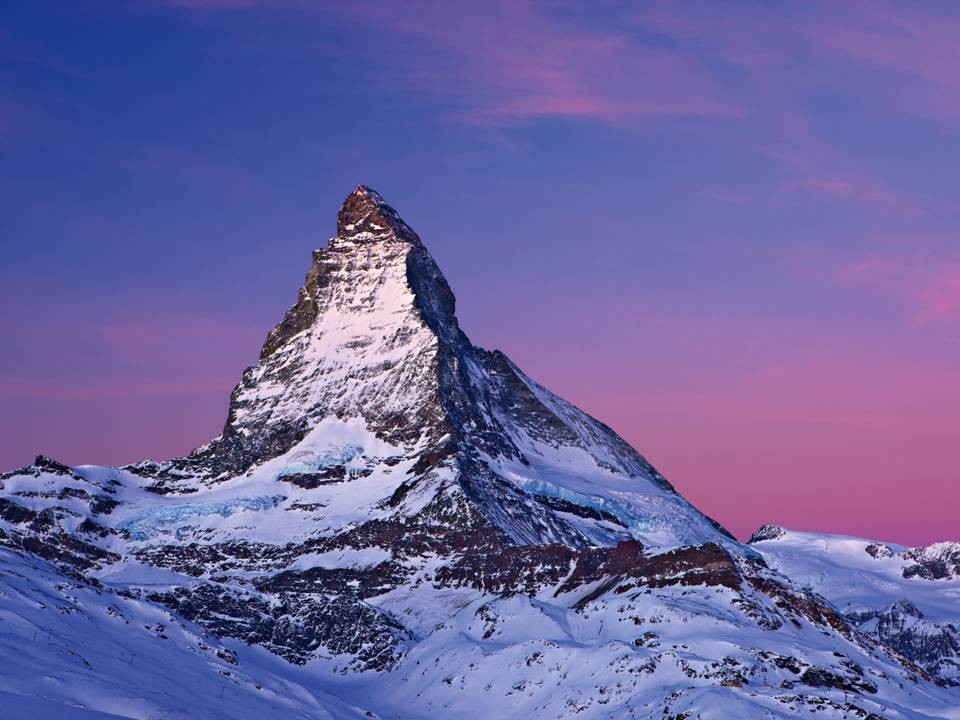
1;186;957;719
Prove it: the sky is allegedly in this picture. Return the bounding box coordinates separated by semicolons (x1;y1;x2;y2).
1;1;958;546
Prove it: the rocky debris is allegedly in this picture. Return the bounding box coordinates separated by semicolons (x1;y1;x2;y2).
798;666;877;694
150;583;409;671
562;542;741;598
4;527;117;572
134;540;291;577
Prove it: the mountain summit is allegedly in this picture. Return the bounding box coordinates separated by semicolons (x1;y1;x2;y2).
0;187;956;719
337;184;420;240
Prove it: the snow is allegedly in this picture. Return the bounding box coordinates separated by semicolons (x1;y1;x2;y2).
750;527;960;627
490;445;725;549
287;547;393;571
117;495;286;541
0;549;371;720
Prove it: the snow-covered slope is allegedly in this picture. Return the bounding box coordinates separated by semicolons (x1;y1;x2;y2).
1;186;958;718
0;547;372;719
749;526;960;686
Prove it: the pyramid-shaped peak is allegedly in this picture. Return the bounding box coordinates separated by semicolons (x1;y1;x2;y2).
337;185;418;242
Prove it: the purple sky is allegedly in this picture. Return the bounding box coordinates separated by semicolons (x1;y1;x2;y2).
2;1;958;545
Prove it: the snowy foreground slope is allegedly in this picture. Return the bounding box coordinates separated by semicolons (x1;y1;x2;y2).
1;186;958;718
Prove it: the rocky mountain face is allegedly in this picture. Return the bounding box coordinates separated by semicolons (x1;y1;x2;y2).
850;600;960;686
1;187;958;719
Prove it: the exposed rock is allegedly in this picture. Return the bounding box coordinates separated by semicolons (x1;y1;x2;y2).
748;525;786;543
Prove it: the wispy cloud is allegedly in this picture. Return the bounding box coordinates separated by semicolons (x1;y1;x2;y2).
350;2;745;126
837;252;960;325
637;1;960;120
769;112;918;214
152;0;743;125
915;266;960;324
815;3;960;120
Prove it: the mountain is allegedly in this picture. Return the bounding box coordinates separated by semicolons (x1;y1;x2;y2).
136;185;729;551
749;526;960;687
0;186;957;719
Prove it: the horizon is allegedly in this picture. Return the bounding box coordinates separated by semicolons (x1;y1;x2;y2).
3;2;959;547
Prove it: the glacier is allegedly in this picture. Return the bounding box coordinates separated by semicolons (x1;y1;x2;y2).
117;495;286;541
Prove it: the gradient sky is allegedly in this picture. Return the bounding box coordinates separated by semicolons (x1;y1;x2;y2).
2;1;958;546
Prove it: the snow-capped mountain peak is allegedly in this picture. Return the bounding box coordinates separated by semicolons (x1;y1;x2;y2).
140;186;727;551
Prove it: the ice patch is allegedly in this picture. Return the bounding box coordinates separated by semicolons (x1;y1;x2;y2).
512;477;659;535
276;444;363;478
117;495;285;541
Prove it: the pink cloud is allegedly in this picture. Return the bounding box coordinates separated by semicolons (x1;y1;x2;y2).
788;177;911;210
151;1;960;128
814;3;960;119
146;1;742;124
767;112;918;214
637;2;960;120
322;1;744;125
144;0;744;125
836;252;960;325
916;266;960;323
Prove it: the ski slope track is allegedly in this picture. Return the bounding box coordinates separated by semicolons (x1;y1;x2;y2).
1;186;957;718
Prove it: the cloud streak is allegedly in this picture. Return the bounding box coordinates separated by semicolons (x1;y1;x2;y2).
346;2;744;125
152;0;743;125
837;253;960;325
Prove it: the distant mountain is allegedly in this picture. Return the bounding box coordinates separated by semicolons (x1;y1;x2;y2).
0;187;956;719
749;525;960;687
